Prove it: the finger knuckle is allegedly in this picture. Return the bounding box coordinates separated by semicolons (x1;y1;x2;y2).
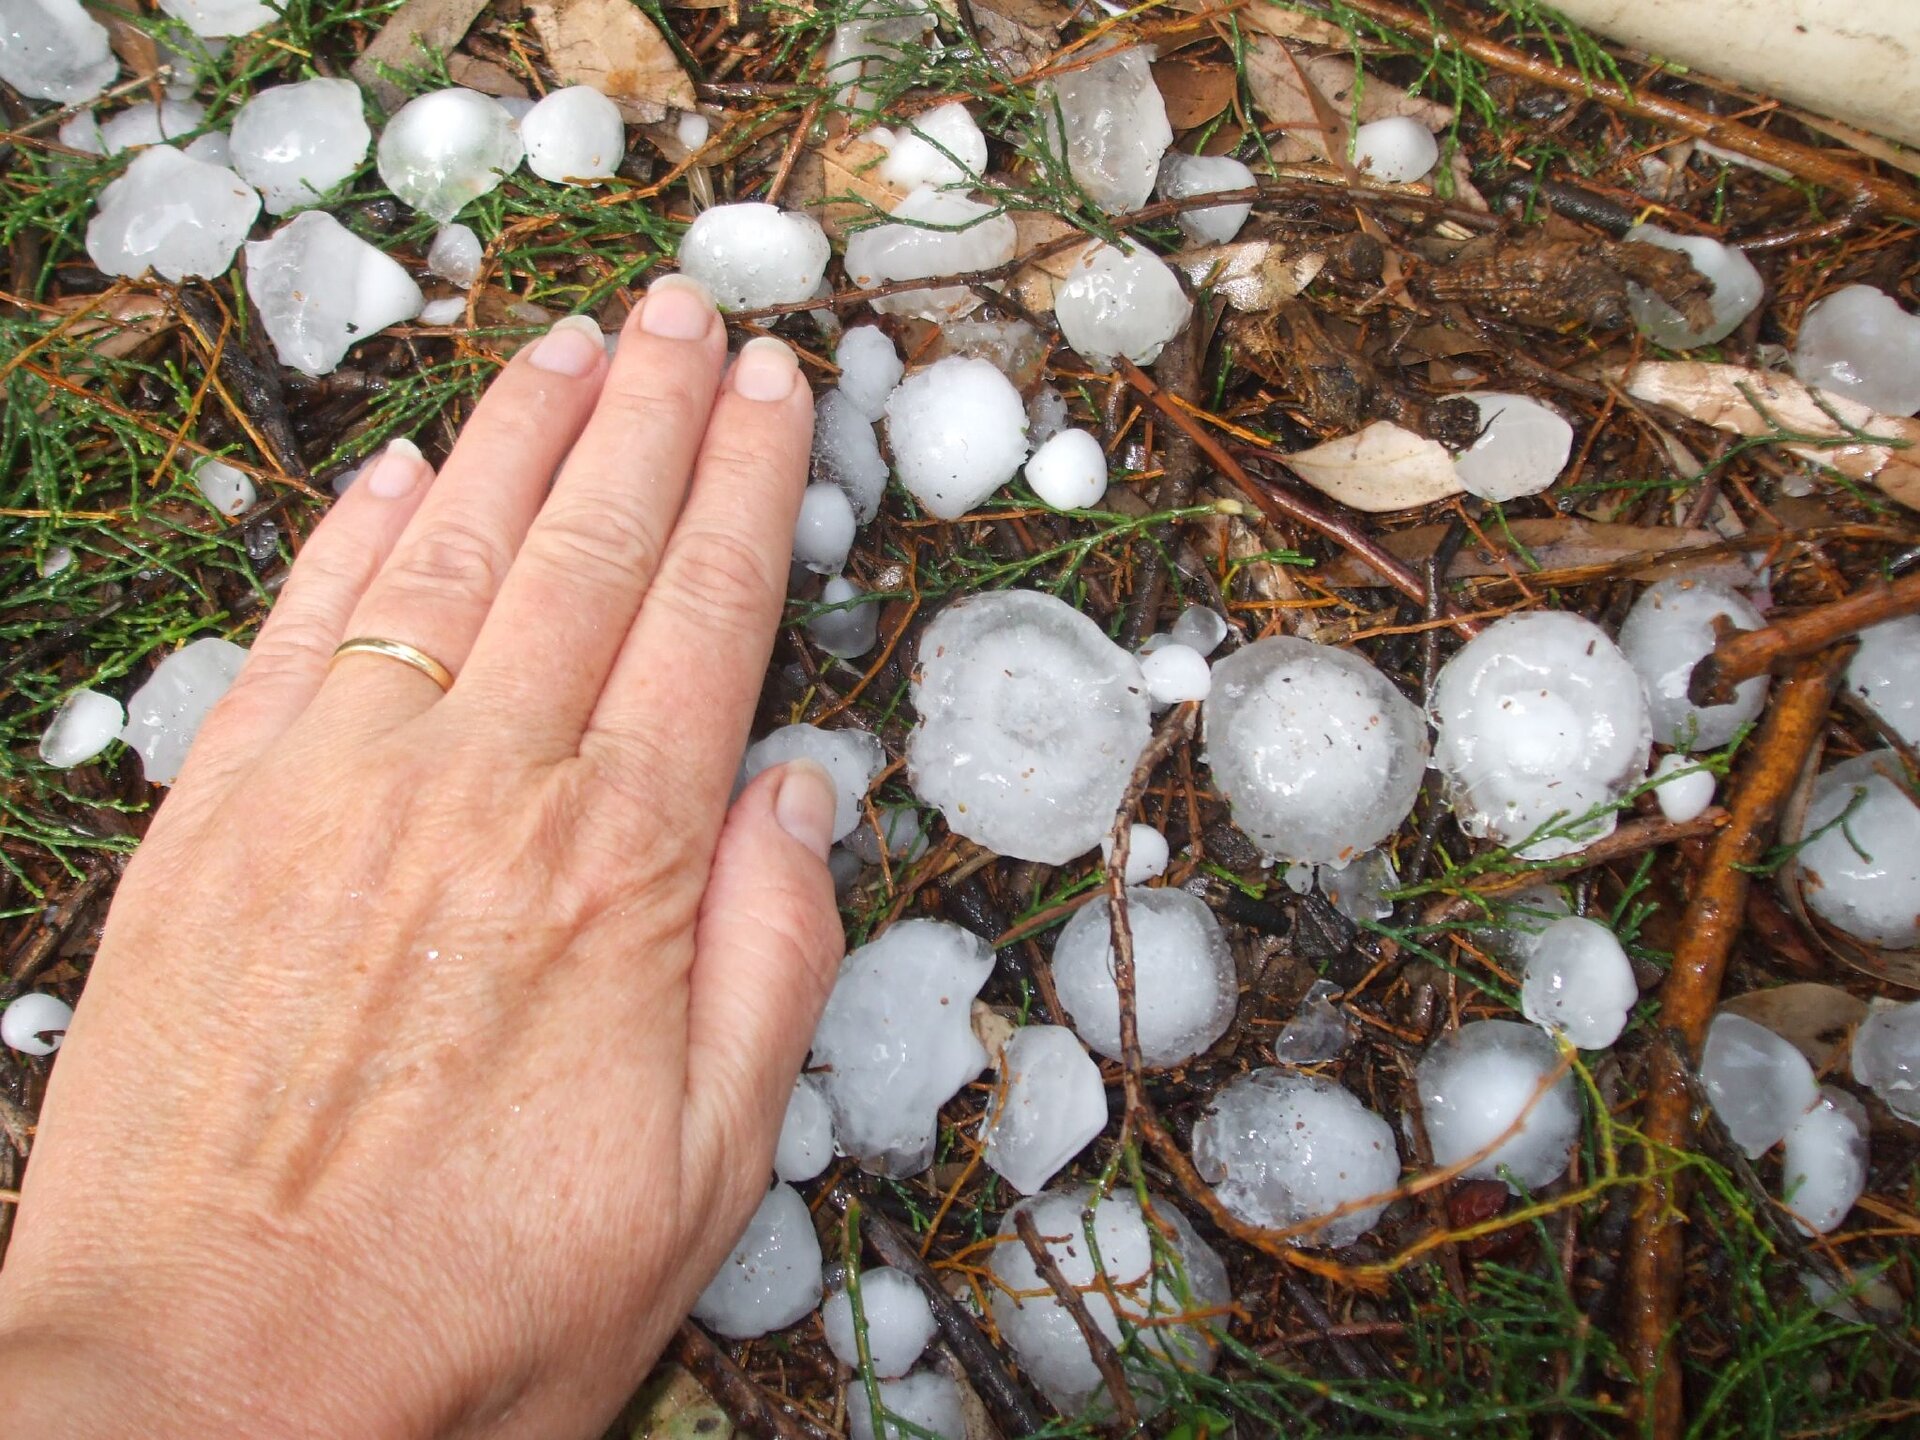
527;501;665;596
383;517;511;610
654;529;781;635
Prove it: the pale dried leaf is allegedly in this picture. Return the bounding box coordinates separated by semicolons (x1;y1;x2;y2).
971;1001;1017;1068
445;54;529;99
1286;422;1464;513
525;0;695;124
1721;984;1869;1070
1152;54;1239;129
1245;36;1451;162
1007;210;1092;313
1163;0;1347;45
970;0;1068;69
50;293;171;361
350;0;489;112
788;132;908;242
1175;241;1325;313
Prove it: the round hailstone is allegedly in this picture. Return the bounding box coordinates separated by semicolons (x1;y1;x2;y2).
676;111;710;150
988;1185;1227;1417
86;146;260;282
0;0;117;104
808;576;880;660
1140;642;1210;704
1054;241;1192;370
427;222;482;288
690;1182;823;1339
377;88;525;224
825;1268;939;1378
775;1074;832;1183
184;131;230;167
1023;428;1108;511
845;1372;965;1440
121;636;248;785
1648;752;1716;822
842;804;929;866
1101;823;1169;884
794;483;857;575
1795;750;1920;948
885;357;1030;521
1851;999;1920;1122
1;992;73;1056
811;389;888;524
835;326;903;423
1779;1086;1868;1237
1170;605;1227;656
230;77;370;214
519;85;625;184
878;101;987;188
97;98;206;153
418;297;466;326
1617;578;1768;750
1430;611;1651;860
1351;116;1438;184
245;211;425;378
1416;1020;1581;1192
981;1024;1109;1196
191;456;254;517
1051;887;1235;1069
1844;615;1920;750
1204;636;1428;865
39;688;125;768
155;0;276;37
842;187;1018;321
740;723;886;844
907;590;1149;863
1519;915;1638;1050
1700;1011;1818;1157
1450;392;1574;502
1156;152;1256;245
1040;45;1171;214
1623;223;1764;348
1192;1069;1400;1247
1791;284;1920;417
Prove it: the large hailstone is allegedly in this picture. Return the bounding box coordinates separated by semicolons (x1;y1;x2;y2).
1450;392;1574;502
1051;888;1235;1069
878;102;987;189
1041;45;1172;214
690;1182;823;1338
1054;242;1191;370
740;723;886;844
1430;611;1651;860
1851;999;1920;1123
120;636;247;785
230;78;371;214
1518;915;1638;1050
1204;636;1428;865
823;1268;938;1377
1794;750;1920;949
885;357;1030;519
376;88;525;224
245;212;425;378
519;85;625;184
981;1024;1109;1196
1155;152;1254;245
1416;1020;1581;1193
1192;1069;1400;1247
1623;224;1764;349
86;146;260;283
678;202;831;310
845;1372;965;1440
1791;284;1920;417
808;919;993;1176
156;0;276;36
1616;579;1767;750
1844;615;1920;751
843;187;1018;322
0;0;116;103
988;1185;1228;1416
907;590;1148;863
1700;1011;1818;1158
1779;1086;1868;1237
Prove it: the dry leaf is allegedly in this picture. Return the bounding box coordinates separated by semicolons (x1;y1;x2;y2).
1152;55;1239;129
445;54;530;99
788;132;908;242
526;0;695;124
1244;35;1451;164
1175;241;1325;313
1318;518;1740;588
1007;210;1093;313
1721;984;1869;1070
969;0;1069;69
1285;422;1463;513
48;293;171;361
350;0;489;112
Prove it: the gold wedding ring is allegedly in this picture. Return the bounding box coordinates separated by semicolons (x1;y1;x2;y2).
330;636;456;693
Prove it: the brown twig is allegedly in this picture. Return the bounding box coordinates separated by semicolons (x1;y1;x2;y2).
1013;1209;1141;1431
672;1322;836;1440
1689;570;1920;706
1119;325;1202;650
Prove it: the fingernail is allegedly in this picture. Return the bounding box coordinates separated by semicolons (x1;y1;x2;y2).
640;274;718;340
732;336;799;402
528;314;607;376
774;759;837;861
363;438;426;499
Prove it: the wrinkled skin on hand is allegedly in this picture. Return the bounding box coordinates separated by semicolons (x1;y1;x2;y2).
0;281;845;1440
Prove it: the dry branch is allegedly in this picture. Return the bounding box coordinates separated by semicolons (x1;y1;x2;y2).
1690;570;1920;706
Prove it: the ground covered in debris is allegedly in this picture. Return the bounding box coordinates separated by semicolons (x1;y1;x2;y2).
4;0;1920;1436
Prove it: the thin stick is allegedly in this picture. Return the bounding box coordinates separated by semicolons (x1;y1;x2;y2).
1689;570;1920;706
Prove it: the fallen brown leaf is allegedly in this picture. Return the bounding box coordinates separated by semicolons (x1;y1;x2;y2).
526;0;695;124
788;132;909;243
1318;517;1739;588
1007;210;1093;313
970;0;1070;69
350;0;489;112
1285;421;1464;513
1174;240;1326;313
1152;54;1239;129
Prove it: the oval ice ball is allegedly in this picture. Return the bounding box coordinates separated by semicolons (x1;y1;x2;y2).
907;590;1148;863
1617;578;1767;750
1416;1019;1580;1192
230;77;370;214
0;0;117;104
1024;428;1108;511
1851;999;1920;1123
1791;284;1920;417
1140;642;1210;703
1519;915;1638;1050
1040;44;1171;214
1430;611;1651;860
845;1371;965;1440
1622;223;1764;348
245;211;425;378
1795;750;1920;949
1700;1011;1818;1158
835;325;903;422
1101;822;1168;884
1351;116;1438;184
878;101;987;189
678;200;833;306
377;87;524;224
1054;241;1192;370
1051;887;1235;1068
39;688;125;768
1779;1086;1868;1237
1;991;73;1056
519;84;625;183
775;1074;833;1183
824;1267;939;1377
1450;392;1573;502
981;1024;1109;1195
428;222;482;288
794;483;857;575
121;635;248;785
86;145;260;282
884;356;1029;520
1192;1069;1400;1246
1170;605;1228;657
843;186;1018;321
808;576;881;660
97;97;205;153
192;456;255;517
1844;614;1920;750
691;1182;823;1339
1648;752;1716;822
1156;152;1255;245
740;722;885;843
1204;635;1428;865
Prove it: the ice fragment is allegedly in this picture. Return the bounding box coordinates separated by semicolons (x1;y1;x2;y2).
1450;392;1573;502
845;1373;964;1440
1795;749;1920;949
231;78;370;214
1351;116;1437;184
691;1183;823;1338
1100;823;1168;885
418;297;466;326
1519;915;1637;1050
884;357;1029;520
878;102;987;189
245;211;425;377
1618;578;1767;750
156;0;276;37
1649;752;1716;822
1040;46;1171;214
376;88;525;224
86;146;260;282
741;723;885;843
1780;1086;1868;1236
1;992;72;1056
1023;428;1108;511
1624;223;1764;348
1140;642;1210;704
794;483;857;575
982;1024;1108;1195
808;576;881;660
39;689;123;768
811;388;887;523
1416;1020;1581;1191
1054;241;1191;370
843;187;1018;322
775;1074;832;1183
427;223;482;288
1851;999;1920;1123
120;636;248;785
1844;615;1920;751
1170;605;1227;656
98;99;206;153
1791;284;1920;416
679;202;830;310
520;85;625;184
833;326;903;422
0;0;114;102
824;1268;938;1377
1701;1011;1818;1157
1156;152;1254;245
191;456;255;517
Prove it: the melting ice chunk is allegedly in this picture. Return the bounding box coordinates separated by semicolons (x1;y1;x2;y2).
678;201;831;310
1450;392;1573;502
1054;241;1191;370
823;0;935;114
824;1268;938;1377
156;0;276;36
843;187;1018;322
1101;823;1168;885
231;78;370;214
520;85;625;184
1701;1011;1818;1158
690;1182;823;1338
1317;848;1397;925
120;636;247;784
1624;224;1764;348
0;0;115;103
1052;887;1235;1069
1648;752;1716;822
1156;152;1254;245
1205;635;1428;865
1275;979;1351;1064
98;99;206;153
812;388;888;523
741;723;885;843
1519;915;1638;1050
834;326;902;422
1618;578;1767;750
1351;116;1437;184
1170;605;1228;656
775;1074;832;1183
1028;385;1069;446
879;101;987;189
87;146;260;282
1;992;73;1056
1795;749;1920;949
842;803;928;865
1040;45;1171;214
907;590;1148;863
676;110;710;151
1023;428;1108;512
845;1372;965;1440
885;357;1029;520
794;483;857;575
191;456;254;518
981;1024;1108;1195
376;88;525;224
418;297;466;326
39;689;124;768
245;211;425;377
808;919;993;1176
1791;284;1920;417
427;222;482;288
808;576;881;660
1416;1020;1580;1192
1779;1086;1868;1236
1851;999;1920;1123
1140;642;1210;704
1844;615;1920;751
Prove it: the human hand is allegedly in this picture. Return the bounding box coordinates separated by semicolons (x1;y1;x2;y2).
0;278;843;1439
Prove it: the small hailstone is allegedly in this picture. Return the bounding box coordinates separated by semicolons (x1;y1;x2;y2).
845;1372;965;1440
1795;749;1920;949
0;0;116;103
811;389;887;523
1780;1086;1868;1236
1;992;73;1056
39;545;73;578
843;804;928;866
519;85;625;184
1027;385;1069;446
1519;916;1638;1050
1054;241;1191;370
1156;152;1255;245
834;326;903;423
191;456;255;517
676;110;710;150
1450;392;1574;502
679;202;831;310
907;590;1149;863
982;1024;1108;1195
843;187;1018;322
58;108;102;154
1701;1011;1818;1157
776;1075;833;1183
1101;823;1169;884
829;846;865;894
808;576;881;660
418;297;467;326
1623;224;1764;348
121;636;247;785
245;211;425;377
98;99;206;153
1052;887;1235;1069
824;1268;939;1377
1317;848;1397;925
1649;752;1715;822
427;223;483;288
1844;615;1920;750
1791;284;1920;416
1417;1020;1581;1192
691;1183;823;1338
1193;1069;1400;1246
39;689;124;768
1351;116;1438;184
885;357;1029;520
1205;636;1428;865
1275;979;1351;1064
87;146;260;282
809;919;993;1176
1140;642;1210;705
230;78;370;214
1023;428;1108;511
1618;579;1768;750
156;0;276;36
183;131;230;167
376;88;525;224
878;101;987;189
1851;999;1920;1123
1041;45;1172;214
1430;611;1652;860
1170;605;1227;657
741;723;885;843
794;483;857;575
